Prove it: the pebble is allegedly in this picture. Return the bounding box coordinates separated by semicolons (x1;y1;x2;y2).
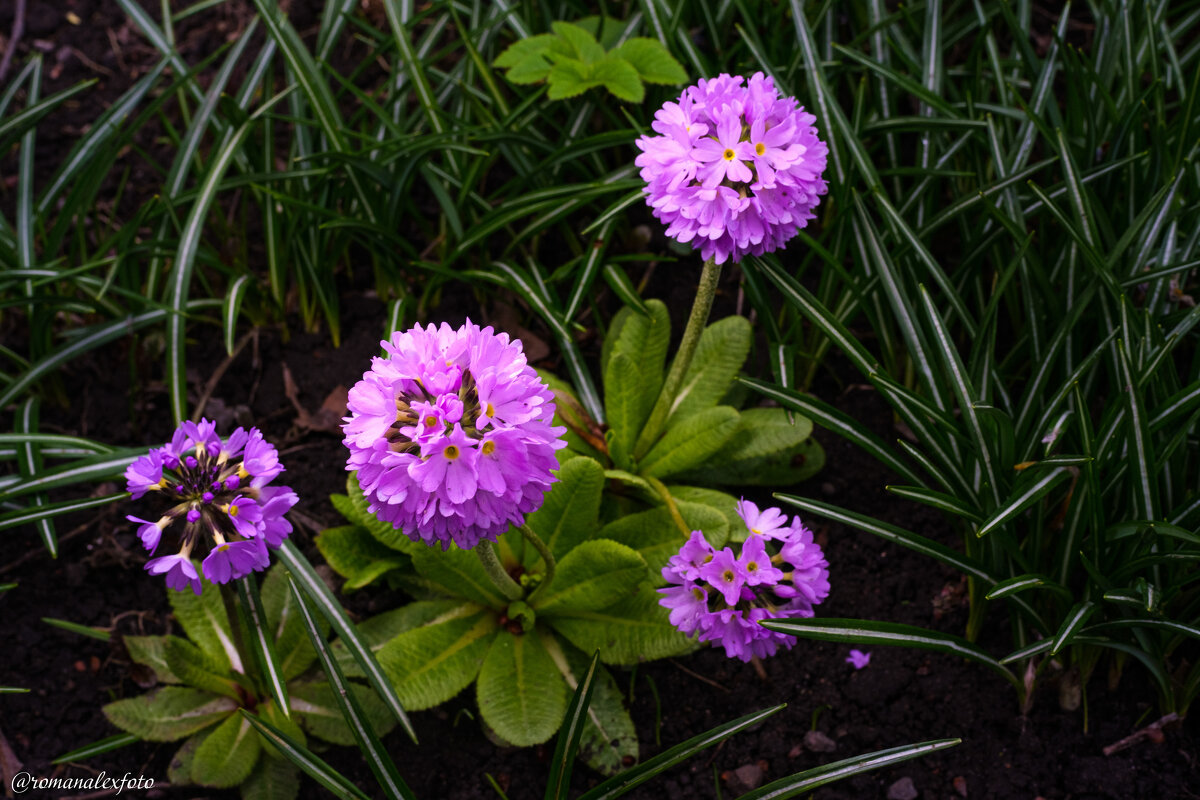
887;776;918;800
953;775;968;797
803;730;837;753
725;764;764;793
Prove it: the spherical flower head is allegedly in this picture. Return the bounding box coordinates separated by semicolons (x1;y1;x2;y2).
342;321;567;551
634;72;828;264
658;503;830;662
126;420;297;593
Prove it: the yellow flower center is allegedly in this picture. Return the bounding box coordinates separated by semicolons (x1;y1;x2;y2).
722;569;735;583
228;504;239;517
481;440;496;456
747;562;758;573
217;543;230;552
425;415;438;428
755;142;766;156
486;402;495;417
692;587;705;601
722;148;736;161
444;445;460;460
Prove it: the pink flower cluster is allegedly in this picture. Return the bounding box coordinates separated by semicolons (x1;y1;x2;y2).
342;321;566;551
658;499;830;661
634;72;828;264
125;420;297;594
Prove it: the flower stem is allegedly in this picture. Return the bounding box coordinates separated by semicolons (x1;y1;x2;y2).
519;524;556;605
646;475;691;538
633;256;723;460
477;540;523;602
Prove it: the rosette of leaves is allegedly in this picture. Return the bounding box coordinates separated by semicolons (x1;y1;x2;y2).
547;299;824;540
316;459;727;775
101;565;395;799
494;18;687;102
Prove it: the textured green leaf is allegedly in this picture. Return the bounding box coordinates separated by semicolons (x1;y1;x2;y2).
337;473;422;554
477;631;568;746
664;486;742;534
533;540;648;615
529;456;605;563
289;681;395;747
164;637;240;699
551;22;605;64
557;642;637;777
316;524;410;590
611;37;687;84
260;565;324;681
591;56;644;102
332;600;464;677
549;583;696;665
674;407;821;486
242;753;301;800
123;635;181;684
192;712;261;788
494;33;559;70
668;316;752;425
258;698;306;757
547;59;594;99
411;545;508;608
640;406;741;479
605;353;642;470
103;687;237;741
168;576;239;673
599;502;729;572
603;300;671;432
167;730;206;785
375;607;498;710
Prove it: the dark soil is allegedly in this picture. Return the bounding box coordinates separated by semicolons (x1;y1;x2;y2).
3;2;1199;800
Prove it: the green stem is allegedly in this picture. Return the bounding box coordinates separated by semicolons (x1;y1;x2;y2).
520;524;557;605
646;475;692;538
633;256;724;460
477;540;523;602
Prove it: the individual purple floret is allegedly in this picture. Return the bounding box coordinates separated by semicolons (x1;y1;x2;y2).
846;649;871;669
634;72;829;265
342;321;566;551
658;500;830;662
124;420;298;594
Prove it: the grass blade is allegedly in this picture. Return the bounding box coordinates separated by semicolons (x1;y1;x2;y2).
236;574;290;718
544;651;600;800
51;734;140;765
240;709;373;800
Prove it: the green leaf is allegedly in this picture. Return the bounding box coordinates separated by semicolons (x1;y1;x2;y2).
555;643;637;778
551;22;605;64
240;709;371;800
547;59;594;100
664;486;742;533
599;502;729;572
605;353;643;470
237;575;291;720
103;687;237;741
289;681;396;747
675;407;820;486
242;754;301;800
668;316;752;425
494;33;559;71
258;698;306;757
336;473;422;554
528;456;605;562
477;631;568;746
639;406;740;479
549;583;695;665
316;525;411;590
51;733;139;766
332;600;464;677
164;636;240;699
611;37;687;84
168;730;206;785
590;56;645;102
533;540;648;615
260;565;325;681
169;577;239;673
411;545;508;607
375;607;498;710
191;711;262;788
123;635;181;684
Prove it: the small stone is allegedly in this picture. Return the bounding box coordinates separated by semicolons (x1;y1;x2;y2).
803;730;837;753
953;776;968;797
725;764;764;793
73;660;86;672
787;744;803;758
820;482;837;496
887;776;918;800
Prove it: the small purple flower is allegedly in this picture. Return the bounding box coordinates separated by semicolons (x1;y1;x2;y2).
343;321;566;551
846;649;871;670
146;554;202;595
125;420;298;593
635;72;828;264
658;502;830;663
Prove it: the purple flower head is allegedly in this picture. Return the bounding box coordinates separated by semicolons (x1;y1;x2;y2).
125;420;297;593
342;321;567;551
846;649;871;670
635;72;828;264
146;554;202;596
658;504;830;663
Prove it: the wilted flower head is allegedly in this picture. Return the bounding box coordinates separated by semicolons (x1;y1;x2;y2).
658;500;830;662
634;72;828;264
342;321;566;551
124;420;297;594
